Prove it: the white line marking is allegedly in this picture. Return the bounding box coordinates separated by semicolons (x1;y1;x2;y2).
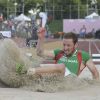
92;41;100;54
93;59;100;62
92;54;100;56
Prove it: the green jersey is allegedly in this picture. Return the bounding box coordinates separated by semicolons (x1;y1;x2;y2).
54;49;90;75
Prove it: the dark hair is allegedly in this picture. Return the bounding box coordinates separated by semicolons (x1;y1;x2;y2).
63;32;78;44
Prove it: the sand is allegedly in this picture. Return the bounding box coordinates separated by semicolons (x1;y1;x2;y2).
0;73;100;100
0;38;100;100
1;66;100;100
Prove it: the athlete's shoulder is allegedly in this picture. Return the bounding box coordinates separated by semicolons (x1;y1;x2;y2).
54;49;64;57
77;49;90;62
80;50;89;55
54;48;61;53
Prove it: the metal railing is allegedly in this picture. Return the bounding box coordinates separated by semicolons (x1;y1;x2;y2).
1;4;100;20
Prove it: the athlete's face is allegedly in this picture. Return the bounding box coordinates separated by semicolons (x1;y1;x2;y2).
62;39;78;56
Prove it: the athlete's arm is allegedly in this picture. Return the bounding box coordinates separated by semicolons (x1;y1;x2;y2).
36;27;55;58
86;59;99;80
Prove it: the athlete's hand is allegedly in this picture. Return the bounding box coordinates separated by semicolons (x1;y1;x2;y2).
37;27;45;39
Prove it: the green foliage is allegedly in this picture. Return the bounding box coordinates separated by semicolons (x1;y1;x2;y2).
48;20;63;33
0;0;100;19
16;63;24;74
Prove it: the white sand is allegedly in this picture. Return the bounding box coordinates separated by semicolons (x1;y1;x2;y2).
0;86;100;100
0;65;100;100
0;39;100;100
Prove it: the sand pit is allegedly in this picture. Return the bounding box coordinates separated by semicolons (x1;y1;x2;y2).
0;85;100;100
0;38;100;100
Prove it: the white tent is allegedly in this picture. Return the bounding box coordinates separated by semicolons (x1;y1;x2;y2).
14;14;31;21
85;12;100;19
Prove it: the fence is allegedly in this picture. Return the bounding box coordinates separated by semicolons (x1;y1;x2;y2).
1;4;100;20
46;5;100;20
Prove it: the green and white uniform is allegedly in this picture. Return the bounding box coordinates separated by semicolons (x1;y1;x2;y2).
54;49;90;76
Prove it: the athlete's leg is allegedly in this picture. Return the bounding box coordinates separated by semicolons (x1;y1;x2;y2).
27;64;65;76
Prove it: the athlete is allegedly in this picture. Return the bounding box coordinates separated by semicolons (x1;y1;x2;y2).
27;30;99;79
